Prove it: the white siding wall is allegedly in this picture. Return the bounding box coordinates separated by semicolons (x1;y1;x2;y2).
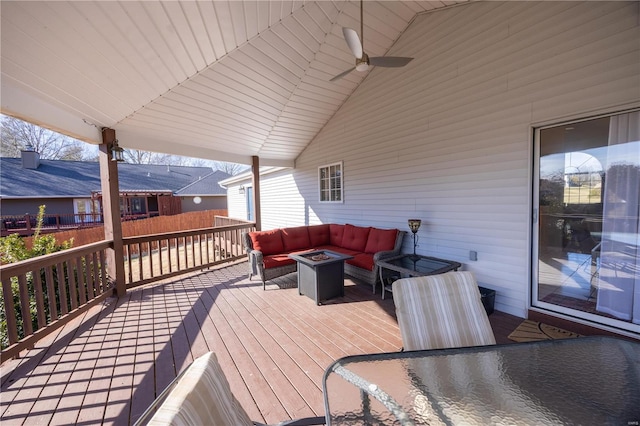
254;1;640;317
226;184;249;220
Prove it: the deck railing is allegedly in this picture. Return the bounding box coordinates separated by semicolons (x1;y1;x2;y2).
124;222;255;288
1;241;113;361
1;220;255;361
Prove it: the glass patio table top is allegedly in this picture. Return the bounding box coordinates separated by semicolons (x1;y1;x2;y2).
322;336;640;425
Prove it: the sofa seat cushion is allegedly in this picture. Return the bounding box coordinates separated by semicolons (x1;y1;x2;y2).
365;228;398;254
308;224;331;246
329;224;345;246
282;226;311;252
262;254;296;269
249;229;284;256
341;224;371;252
347;253;375;271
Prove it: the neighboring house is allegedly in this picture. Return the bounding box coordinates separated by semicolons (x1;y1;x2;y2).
0;148;230;230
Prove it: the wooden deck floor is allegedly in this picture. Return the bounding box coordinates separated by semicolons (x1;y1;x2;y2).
1;262;523;425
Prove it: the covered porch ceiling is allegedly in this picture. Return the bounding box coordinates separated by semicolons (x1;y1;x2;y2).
1;1;467;167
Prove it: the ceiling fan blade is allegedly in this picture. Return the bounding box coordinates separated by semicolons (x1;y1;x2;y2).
369;56;414;68
342;27;363;59
330;67;356;82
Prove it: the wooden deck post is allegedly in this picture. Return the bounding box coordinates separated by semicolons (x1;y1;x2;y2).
251;155;261;231
99;129;126;297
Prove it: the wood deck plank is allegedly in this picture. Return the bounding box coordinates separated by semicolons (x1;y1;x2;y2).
219;279;326;416
179;273;266;422
1;262;528;426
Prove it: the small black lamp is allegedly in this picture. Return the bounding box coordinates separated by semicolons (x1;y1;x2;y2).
408;219;421;260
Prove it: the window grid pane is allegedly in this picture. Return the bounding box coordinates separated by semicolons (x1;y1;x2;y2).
319;163;343;202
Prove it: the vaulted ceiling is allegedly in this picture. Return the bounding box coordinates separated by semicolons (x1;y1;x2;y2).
1;1;467;166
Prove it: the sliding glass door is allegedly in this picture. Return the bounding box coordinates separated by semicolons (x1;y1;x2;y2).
533;111;640;333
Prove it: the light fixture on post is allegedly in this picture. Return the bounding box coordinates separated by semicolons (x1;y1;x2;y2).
408;219;421;260
110;139;125;162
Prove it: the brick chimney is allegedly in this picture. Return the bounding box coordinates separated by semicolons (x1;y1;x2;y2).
21;144;40;169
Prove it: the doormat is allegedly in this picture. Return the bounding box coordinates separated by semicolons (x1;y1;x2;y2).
507;320;581;342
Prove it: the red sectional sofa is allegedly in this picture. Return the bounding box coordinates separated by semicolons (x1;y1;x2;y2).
243;224;405;292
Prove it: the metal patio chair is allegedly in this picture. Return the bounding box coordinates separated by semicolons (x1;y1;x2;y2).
135;352;325;426
392;271;496;351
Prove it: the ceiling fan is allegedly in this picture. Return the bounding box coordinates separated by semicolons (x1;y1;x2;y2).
330;0;414;82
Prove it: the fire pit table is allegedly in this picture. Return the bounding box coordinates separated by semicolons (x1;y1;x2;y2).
288;250;354;305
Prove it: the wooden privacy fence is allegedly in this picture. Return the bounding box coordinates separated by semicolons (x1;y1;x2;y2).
0;219;255;361
19;209;229;247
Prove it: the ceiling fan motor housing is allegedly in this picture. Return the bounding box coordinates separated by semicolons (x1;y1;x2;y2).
356;53;370;72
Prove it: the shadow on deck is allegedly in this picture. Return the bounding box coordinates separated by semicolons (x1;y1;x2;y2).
1;262;523;425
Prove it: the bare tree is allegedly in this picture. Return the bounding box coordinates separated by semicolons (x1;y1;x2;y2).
124;148;245;175
123;149;208;166
0;115;88;160
213;161;248;175
1;115;248;173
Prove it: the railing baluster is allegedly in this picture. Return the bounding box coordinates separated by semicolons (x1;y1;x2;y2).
45;265;58;321
99;249;108;292
183;236;188;268
91;252;100;294
191;235;196;267
147;241;153;278
76;256;87;305
84;254;95;299
68;259;78;310
17;274;33;336
56;263;68;315
34;269;46;328
2;278;19;345
158;239;164;275
137;243;143;281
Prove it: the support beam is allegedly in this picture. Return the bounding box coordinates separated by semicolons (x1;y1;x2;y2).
99;129;126;297
251;156;261;231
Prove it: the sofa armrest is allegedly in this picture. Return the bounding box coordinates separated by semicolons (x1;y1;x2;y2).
243;232;265;278
373;249;399;262
374;230;406;261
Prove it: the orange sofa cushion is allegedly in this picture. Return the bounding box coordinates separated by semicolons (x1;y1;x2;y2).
307;224;330;247
282;226;311;252
365;228;398;254
249;229;284;256
329;224;345;246
341;224;371;252
262;254;296;269
347;253;375;271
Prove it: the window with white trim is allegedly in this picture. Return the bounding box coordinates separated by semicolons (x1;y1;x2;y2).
319;162;343;203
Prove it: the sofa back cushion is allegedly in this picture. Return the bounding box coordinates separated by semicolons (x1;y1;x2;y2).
341;224;371;252
249;229;284;256
281;226;311;252
329;224;345;246
308;224;330;247
365;228;399;254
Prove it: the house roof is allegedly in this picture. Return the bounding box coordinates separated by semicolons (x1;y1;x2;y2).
0;1;466;167
174;171;233;196
0;158;230;198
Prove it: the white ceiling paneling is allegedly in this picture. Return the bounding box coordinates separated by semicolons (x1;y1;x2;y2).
1;0;468;166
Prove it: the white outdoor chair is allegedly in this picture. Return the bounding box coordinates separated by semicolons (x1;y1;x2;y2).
392;271;496;351
135;352;325;426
